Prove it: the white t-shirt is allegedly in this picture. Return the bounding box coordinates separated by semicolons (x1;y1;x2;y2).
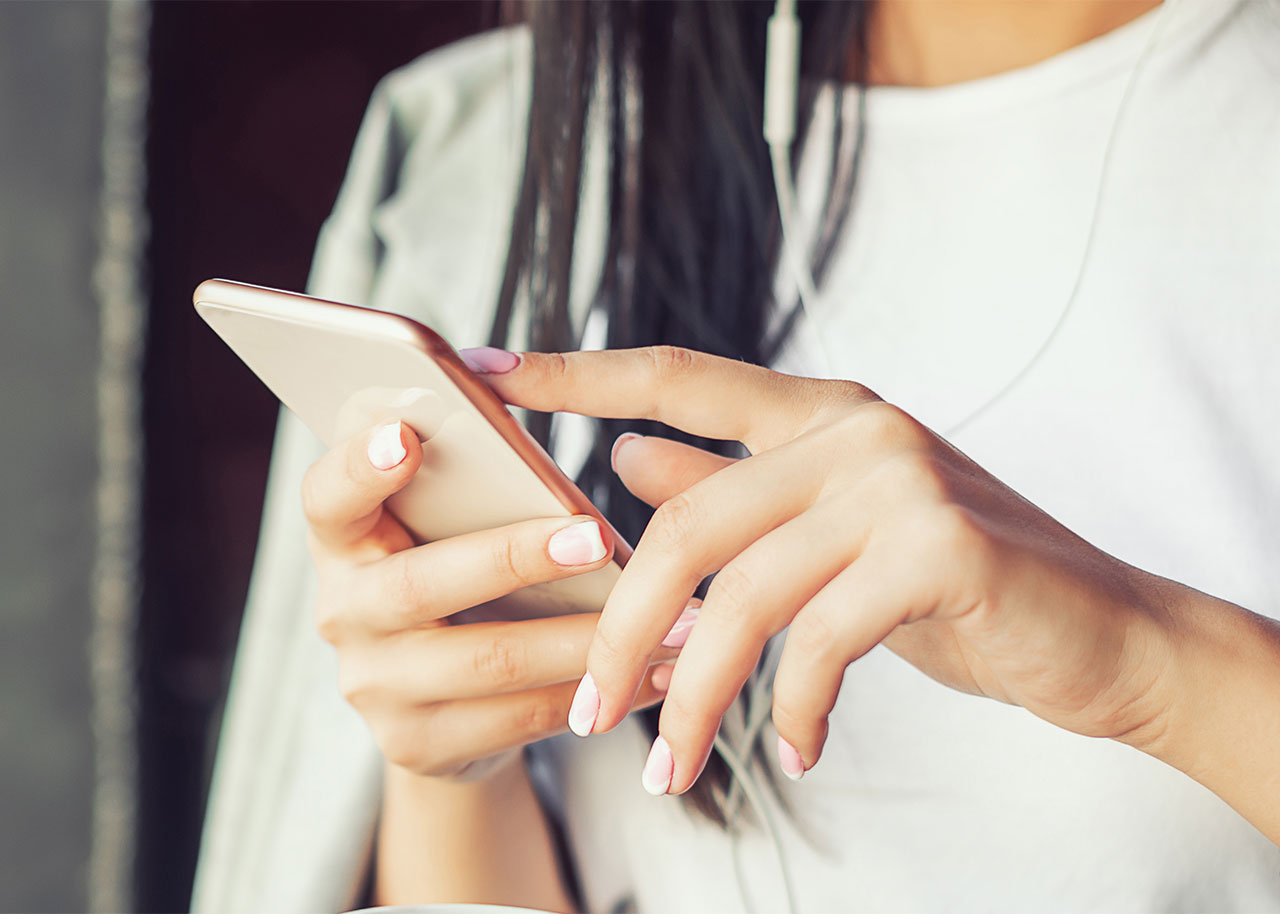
192;1;1280;911
547;1;1280;911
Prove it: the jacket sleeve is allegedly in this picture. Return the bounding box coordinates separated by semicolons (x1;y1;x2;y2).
190;75;406;914
190;22;609;911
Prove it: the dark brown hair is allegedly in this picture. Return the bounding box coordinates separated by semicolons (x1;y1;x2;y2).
494;0;869;825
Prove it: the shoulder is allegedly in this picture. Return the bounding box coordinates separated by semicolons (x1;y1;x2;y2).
343;24;532;200
384;22;530;93
374;25;532;154
311;26;534;338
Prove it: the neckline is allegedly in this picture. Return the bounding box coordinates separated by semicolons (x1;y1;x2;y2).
830;0;1239;123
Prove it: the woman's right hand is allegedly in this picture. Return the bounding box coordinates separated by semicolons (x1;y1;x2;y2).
302;420;675;778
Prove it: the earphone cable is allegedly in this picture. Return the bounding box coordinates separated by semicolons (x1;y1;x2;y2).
944;0;1181;435
766;0;1182;433
735;2;1186;911
715;720;798;914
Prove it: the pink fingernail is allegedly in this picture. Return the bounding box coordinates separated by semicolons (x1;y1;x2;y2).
660;605;701;649
568;672;599;737
650;662;675;693
610;432;642;472
777;735;807;781
459;346;520;375
548;520;607;566
367;421;406;470
642;735;674;796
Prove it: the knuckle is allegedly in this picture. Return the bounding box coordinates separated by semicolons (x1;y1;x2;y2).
802;379;878;429
649;493;702;554
648;345;699;378
879;452;949;503
335;657;371;707
314;599;345;645
825;378;877;409
472;635;526;689
313;575;356;644
389;555;435;621
515;695;562;738
787;610;843;667
705;564;765;635
850;401;925;451
540;350;571;385
492;534;537;589
377;720;425;772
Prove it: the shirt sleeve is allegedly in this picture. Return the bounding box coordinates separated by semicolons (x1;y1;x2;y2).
190;74;407;914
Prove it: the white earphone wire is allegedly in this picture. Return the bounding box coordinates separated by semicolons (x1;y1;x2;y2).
765;0;1182;433
727;2;1185;911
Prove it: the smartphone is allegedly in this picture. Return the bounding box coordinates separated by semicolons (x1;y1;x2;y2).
194;278;628;620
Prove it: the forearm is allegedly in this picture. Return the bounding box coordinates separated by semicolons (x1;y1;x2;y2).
372;758;576;912
1127;583;1280;845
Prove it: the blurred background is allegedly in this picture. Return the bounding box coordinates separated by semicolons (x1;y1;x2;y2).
0;2;498;910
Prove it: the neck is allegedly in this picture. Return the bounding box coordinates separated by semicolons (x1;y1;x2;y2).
858;0;1163;87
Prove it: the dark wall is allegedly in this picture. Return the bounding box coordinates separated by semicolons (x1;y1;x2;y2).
140;3;496;910
0;2;107;910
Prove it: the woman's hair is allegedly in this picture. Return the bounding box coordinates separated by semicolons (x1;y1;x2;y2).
492;0;869;825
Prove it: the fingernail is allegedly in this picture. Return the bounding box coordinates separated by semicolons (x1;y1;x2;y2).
568;672;599;737
650;662;675;693
459;346;520;375
777;735;807;781
367;421;406;470
642;735;674;796
610;432;642;472
660;605;700;649
548;520;607;566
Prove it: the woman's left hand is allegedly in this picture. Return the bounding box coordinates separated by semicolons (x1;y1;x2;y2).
470;345;1179;795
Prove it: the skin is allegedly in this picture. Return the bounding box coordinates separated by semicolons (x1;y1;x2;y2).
484;348;1280;842
315;353;1280;911
300;1;1280;907
863;1;1162;86
305;422;673;779
304;420;671;911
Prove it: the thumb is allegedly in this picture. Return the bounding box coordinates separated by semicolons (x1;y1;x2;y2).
610;434;736;508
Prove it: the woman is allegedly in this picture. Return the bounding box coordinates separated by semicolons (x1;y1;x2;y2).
194;1;1280;911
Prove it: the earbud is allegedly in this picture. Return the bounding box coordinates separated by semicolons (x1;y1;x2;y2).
766;0;825;361
765;0;800;147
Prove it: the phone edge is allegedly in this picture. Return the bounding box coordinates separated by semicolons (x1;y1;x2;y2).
193;278;633;566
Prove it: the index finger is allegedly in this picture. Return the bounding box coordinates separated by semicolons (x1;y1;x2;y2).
466;346;839;454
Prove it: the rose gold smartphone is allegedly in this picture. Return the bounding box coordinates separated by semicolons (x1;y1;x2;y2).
194;278;628;619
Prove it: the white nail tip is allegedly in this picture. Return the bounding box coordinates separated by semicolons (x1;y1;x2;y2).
642;736;673;796
567;672;599;738
549;520;607;566
575;520;608;563
777;735;807;781
368;421;406;470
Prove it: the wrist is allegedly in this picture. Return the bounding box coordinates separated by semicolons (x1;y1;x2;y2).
385;748;526;805
1114;576;1280;843
377;753;576;910
1126;581;1249;767
1102;572;1184;757
444;746;524;784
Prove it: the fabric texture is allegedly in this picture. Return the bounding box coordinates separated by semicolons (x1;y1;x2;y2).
193;3;1280;911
